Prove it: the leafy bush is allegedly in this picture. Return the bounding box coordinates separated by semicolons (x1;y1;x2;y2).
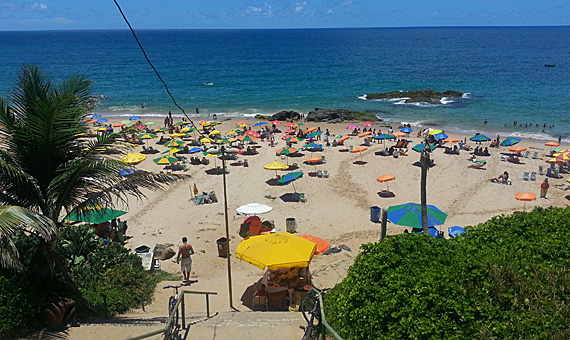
0;275;44;338
325;206;570;340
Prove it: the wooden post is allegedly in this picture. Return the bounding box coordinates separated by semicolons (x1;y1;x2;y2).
380;209;388;241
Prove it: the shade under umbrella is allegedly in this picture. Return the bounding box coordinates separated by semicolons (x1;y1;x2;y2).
236;203;273;215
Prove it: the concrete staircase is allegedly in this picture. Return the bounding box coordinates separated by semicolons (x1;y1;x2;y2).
183;311;306;340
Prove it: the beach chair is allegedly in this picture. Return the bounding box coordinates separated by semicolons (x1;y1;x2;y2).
323;170;329;178
530;172;537;181
317;170;323;178
523;151;530;158
538;165;544;175
321;155;326;163
299;193;307;202
532;152;540;159
559;164;566;174
522;172;530;181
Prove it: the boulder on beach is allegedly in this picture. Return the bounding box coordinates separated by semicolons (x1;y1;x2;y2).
270;110;301;121
306;108;379;123
153;243;176;261
364;89;464;104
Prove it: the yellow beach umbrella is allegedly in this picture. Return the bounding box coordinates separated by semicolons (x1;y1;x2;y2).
180;127;191;133
209;130;221;136
428;129;443;136
264;160;289;178
121;153;146;165
236;232;316;270
201;137;214;144
153;155;179;165
164;140;185;148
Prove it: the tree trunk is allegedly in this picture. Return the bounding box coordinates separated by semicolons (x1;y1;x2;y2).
420;144;431;233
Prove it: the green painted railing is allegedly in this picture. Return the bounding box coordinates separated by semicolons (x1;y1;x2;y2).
125;290;217;340
306;288;343;340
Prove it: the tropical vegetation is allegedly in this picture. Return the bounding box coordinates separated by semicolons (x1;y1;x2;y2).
0;65;188;337
325;206;570;339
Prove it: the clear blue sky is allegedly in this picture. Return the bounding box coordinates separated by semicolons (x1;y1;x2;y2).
0;0;568;31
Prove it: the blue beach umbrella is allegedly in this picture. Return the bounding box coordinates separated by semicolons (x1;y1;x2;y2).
470;134;491;142
374;134;396;145
412;143;437;152
400;127;413;133
448;226;467;238
188;147;203;154
500;137;521;147
97;118;108;123
118;168;136;177
433;133;448;141
306;131;323;139
253;122;268;127
92;114;102;119
387;202;448;229
277;171;303;193
130;116;141;121
303;142;321;149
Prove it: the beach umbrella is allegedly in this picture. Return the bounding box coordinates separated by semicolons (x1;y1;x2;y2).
139;133;158;147
303;143;321;149
363;122;374;127
297;122;306;126
400;127;413;133
305;127;317;133
282;134;294;140
253;121;268;127
121;153;146;165
97;118;108;123
121;120;133;125
412;143;437;152
509;146;527;153
285;122;298;128
346;125;358;130
216;138;233;144
118;168;136;177
306;131;322;139
470;134;491;142
245;131;261;138
306;157;323;164
164;140;185;148
392;131;406;138
145;121;156;126
236;203;273;215
112;123;126;128
546;154;570;163
163;147;183;154
272;120;282;125
92;114;102;119
515;192;536;211
66;207;128;225
200;137;214;144
188;147;203;154
238;134;258;143
423;128;437;134
554;148;570;155
174;121;187;126
376;174;396;191
135;125;146;130
443;138;460;143
374;133;396;141
286;129;297;134
359;131;372;138
500;137;521;147
235;121;247;126
278;171;303;192
83;119;96;123
95;126;112;132
352;146;368;163
276;146;298;155
448;226;467;238
433;133;449;141
236;232;316;270
170;133;186;138
298;235;330;255
264;160;289;178
387;202;448;229
285;136;303;143
545;141;560;147
428;129;443;136
130;116;141;121
153;155;179;165
209;130;221;136
180;127;192;133
338;136;351;144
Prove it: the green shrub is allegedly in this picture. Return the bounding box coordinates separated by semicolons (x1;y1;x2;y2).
0;274;45;338
325;206;570;340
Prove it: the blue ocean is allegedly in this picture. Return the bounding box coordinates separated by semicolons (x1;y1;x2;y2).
0;27;568;140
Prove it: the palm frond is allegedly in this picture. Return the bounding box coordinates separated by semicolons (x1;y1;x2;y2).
0;205;56;241
0;236;24;272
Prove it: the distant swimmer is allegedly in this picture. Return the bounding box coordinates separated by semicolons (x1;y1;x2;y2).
484;119;488;124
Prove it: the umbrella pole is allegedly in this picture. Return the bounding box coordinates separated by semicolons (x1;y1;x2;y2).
220;148;235;310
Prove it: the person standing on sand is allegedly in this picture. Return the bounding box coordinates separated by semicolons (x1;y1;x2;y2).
540;178;550;198
176;237;195;282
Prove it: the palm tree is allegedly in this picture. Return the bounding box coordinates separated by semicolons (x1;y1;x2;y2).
0;65;188;276
0;205;56;271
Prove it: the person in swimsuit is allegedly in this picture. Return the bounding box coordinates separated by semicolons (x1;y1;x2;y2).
176;237;195;282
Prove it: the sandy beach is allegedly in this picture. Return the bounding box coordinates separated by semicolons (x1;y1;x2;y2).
67;115;569;339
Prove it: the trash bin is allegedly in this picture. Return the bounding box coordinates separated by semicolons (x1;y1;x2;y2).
216;237;229;258
370;206;381;223
286;218;297;233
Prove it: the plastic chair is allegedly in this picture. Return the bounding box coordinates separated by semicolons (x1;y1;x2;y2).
530;172;537;181
522;172;530;181
249;219;262;236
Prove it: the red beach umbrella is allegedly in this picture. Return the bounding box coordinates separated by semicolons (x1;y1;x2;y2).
272;120;282;125
362;122;373;127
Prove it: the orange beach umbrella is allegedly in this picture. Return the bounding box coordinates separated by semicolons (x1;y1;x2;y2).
509;146;527;153
338;136;350;144
352;146;368;163
443;138;460;143
515;192;536;211
359;131;372;138
545;142;560;147
377;174;396;191
298;235;330;255
306;157;322;164
305;127;317;133
392;131;406;138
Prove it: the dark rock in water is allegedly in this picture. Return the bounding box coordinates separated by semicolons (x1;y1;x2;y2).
365;89;464;104
153;243;176;260
306;108;379;123
270;110;301;121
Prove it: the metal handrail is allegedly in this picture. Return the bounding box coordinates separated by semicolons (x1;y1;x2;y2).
124;290;217;340
307;288;343;340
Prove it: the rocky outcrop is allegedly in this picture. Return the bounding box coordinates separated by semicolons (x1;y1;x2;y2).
365;89;463;104
270;110;301;121
306;108;378;123
153;243;176;261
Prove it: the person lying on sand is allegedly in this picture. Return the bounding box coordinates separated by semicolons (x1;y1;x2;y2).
490;171;509;183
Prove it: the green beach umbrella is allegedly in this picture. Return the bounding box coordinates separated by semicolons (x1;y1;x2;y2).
121;120;133;125
155;127;169;132
153;155;179;165
66;207;127;224
145;121;156;126
387;202;447;229
164;140;185;148
412;143;437;152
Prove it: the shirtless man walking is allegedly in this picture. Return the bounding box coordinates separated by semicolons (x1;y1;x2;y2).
176;237;195;282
